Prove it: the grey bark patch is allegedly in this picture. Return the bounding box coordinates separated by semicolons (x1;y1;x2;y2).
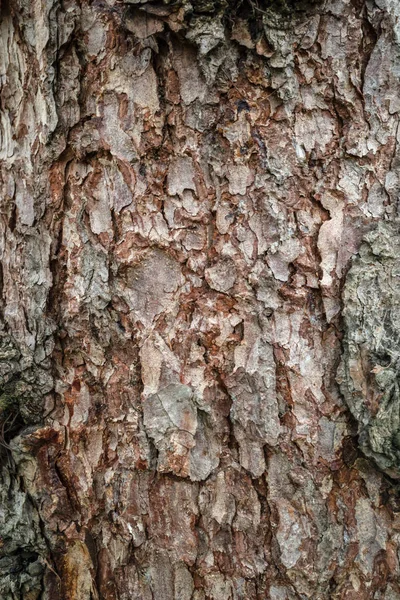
339;221;400;478
143;383;198;442
143;383;220;480
118;249;184;327
205;259;237;293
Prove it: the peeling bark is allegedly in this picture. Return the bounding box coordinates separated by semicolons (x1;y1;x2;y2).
1;0;400;598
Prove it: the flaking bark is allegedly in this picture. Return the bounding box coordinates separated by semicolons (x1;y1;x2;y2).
1;0;400;598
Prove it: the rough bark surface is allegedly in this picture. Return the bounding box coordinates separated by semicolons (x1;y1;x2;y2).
1;0;400;598
340;221;400;480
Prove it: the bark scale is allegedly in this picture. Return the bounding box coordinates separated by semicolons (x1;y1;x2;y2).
0;0;400;598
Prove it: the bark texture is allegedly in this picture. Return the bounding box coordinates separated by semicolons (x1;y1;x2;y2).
340;221;400;480
1;0;400;598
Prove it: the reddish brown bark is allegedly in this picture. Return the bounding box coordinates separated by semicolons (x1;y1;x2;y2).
1;0;400;599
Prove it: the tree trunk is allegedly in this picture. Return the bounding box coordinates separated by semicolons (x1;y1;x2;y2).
1;0;400;598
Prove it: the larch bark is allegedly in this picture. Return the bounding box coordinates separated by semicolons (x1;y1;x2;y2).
1;0;400;598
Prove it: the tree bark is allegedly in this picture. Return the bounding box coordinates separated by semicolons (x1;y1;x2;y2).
1;0;400;598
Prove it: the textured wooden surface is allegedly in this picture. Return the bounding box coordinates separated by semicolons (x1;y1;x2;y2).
1;0;400;598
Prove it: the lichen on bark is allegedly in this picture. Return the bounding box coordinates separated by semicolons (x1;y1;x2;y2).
339;221;400;479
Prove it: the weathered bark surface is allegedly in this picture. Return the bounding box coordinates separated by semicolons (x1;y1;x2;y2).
339;221;400;480
1;0;400;598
